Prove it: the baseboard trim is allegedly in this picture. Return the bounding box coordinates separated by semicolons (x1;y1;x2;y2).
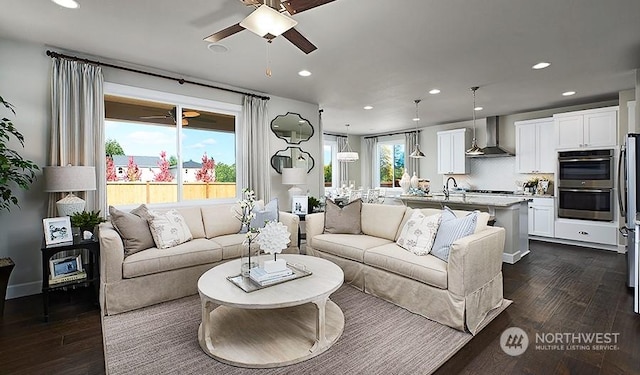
6;281;41;299
502;251;522;264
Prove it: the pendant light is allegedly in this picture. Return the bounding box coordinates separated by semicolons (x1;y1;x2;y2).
409;99;426;158
337;124;359;162
466;86;484;155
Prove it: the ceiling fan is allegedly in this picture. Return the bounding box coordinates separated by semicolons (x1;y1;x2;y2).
140;109;200;126
203;0;336;54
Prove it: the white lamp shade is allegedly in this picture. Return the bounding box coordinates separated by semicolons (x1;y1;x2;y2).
240;4;298;37
337;151;359;162
44;166;97;192
282;167;307;185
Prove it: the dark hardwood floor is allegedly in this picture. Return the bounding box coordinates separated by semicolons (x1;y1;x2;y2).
0;241;638;375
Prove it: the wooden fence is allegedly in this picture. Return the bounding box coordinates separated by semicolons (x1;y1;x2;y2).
106;182;236;205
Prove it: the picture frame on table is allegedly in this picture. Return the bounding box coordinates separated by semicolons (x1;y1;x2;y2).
49;254;83;279
43;216;73;245
292;195;308;215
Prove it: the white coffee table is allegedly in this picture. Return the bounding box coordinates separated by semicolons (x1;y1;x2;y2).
197;254;345;368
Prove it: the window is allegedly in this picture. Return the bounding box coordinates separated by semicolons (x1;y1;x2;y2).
103;83;242;207
323;136;338;190
377;138;405;188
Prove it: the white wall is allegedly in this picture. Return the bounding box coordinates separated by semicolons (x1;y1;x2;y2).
0;37;319;298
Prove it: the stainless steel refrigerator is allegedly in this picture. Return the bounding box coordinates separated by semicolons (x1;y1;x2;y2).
618;133;639;313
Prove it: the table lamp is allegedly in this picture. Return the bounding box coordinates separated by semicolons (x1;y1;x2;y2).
282;167;306;210
43;165;97;216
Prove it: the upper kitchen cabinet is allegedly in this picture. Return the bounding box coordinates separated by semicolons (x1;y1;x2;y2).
437;128;468;174
554;106;618;150
515;118;555;173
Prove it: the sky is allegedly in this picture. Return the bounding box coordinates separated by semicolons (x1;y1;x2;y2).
105;120;236;165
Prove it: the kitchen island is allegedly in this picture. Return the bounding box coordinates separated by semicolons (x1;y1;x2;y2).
399;194;531;264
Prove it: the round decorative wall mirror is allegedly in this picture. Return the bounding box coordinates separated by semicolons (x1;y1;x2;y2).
270;112;314;144
270;147;315;174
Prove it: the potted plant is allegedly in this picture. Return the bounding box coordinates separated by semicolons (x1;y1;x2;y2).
0;95;39;211
308;196;321;213
70;210;106;233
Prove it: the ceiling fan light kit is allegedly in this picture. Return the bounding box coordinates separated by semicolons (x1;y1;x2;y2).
465;86;484;156
240;4;298;38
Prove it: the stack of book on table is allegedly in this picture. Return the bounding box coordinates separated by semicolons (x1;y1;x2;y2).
249;266;295;286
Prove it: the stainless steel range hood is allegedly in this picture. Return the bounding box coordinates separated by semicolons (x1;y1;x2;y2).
470;116;514;157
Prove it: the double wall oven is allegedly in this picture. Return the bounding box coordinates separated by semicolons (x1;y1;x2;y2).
557;149;614;221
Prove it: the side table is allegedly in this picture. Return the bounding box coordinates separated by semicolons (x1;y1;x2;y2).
41;237;100;322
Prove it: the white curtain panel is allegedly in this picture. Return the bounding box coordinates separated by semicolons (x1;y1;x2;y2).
364;137;378;189
405;132;420;176
337;136;349;186
241;96;271;201
49;58;105;217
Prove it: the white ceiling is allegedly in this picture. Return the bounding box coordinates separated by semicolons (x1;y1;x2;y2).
1;0;639;134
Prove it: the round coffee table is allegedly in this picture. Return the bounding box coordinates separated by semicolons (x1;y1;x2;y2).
197;254;344;368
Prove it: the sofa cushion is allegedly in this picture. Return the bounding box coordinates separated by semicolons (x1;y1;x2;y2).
202;203;243;238
170;206;206;239
396;211;441;256
364;243;448;289
108;205;155;256
145;209;193;249
210;233;248;259
324;199;362;234
122;238;222;278
361;203;408;241
395;208;489;241
431;207;478;262
312;233;392;262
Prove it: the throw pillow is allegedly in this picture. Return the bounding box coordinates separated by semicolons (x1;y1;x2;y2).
323;198;362;234
146;209;193;249
396;211;441;256
109;205;155;256
430;206;478;262
239;198;279;233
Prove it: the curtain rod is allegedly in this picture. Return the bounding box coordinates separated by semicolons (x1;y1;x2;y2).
46;50;270;101
364;130;420;139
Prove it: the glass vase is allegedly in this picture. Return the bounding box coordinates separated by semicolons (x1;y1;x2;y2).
240;239;260;277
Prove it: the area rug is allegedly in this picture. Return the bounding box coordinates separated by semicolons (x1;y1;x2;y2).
103;285;510;375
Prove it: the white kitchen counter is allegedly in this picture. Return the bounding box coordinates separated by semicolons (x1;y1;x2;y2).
399;194;531;207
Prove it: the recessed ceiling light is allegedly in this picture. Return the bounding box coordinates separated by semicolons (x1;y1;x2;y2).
532;62;551;70
52;0;79;9
298;70;311;77
207;43;228;53
562;91;576;96
429;89;441;94
363;105;373;110
412;117;420;122
474;106;483;111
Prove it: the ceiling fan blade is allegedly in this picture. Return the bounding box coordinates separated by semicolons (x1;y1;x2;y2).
182;111;200;118
282;28;317;54
282;0;335;15
203;23;245;43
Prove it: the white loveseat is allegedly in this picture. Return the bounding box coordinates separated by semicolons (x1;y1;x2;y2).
98;202;299;315
305;203;505;334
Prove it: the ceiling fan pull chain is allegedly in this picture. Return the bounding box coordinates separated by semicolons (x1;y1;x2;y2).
265;39;273;77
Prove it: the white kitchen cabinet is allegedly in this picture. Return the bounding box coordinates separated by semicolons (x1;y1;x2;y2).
528;197;555;237
437;129;468;174
554;106;618;150
515;118;555;173
554;219;618;245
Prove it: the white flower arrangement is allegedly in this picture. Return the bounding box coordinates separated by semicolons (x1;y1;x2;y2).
255;221;291;258
234;188;257;239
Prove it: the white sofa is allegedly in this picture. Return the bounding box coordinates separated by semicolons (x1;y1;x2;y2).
98;202;299;315
305;203;505;334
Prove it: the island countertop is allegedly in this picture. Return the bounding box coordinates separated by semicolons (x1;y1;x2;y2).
399;194;532;207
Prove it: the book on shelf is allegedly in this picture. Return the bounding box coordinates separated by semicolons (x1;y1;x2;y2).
49;271;87;285
249;267;293;285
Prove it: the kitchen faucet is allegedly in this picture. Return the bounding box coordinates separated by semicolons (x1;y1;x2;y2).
443;176;458;198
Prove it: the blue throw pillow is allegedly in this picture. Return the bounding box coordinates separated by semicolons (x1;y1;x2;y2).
240;198;279;233
430;206;478;262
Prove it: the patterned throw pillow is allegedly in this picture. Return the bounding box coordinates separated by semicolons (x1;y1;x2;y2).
146;209;193;249
396;211;441;256
430;207;478;262
323;198;362;234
